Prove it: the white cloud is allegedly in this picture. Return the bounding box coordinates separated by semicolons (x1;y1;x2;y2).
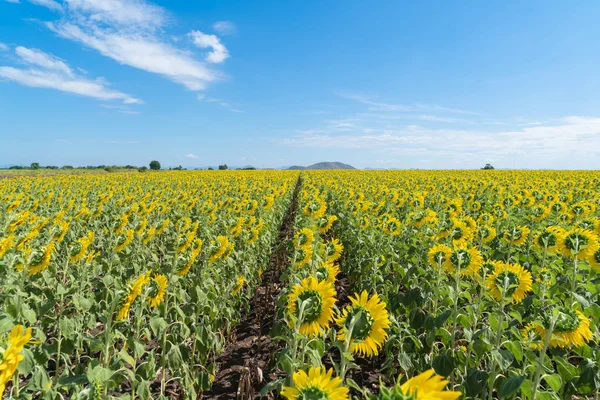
196;93;205;101
340;92;480;115
37;0;226;92
189;30;229;64
15;46;73;75
3;0;20;3
283;117;600;165
213;21;236;35
185;153;199;159
62;0;165;28
29;0;63;12
48;22;219;90
0;43;9;51
0;46;141;104
205;97;243;113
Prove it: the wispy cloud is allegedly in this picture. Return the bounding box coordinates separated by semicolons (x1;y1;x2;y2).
189;30;230;64
3;0;21;4
213;21;236;35
0;46;141;104
283;116;600;165
37;0;226;92
199;96;244;113
339;92;481;115
29;0;63;12
0;43;9;51
185;153;199;159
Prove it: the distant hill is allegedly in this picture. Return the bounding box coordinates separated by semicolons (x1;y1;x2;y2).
288;161;356;170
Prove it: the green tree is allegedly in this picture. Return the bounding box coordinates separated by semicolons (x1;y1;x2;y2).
482;163;495;170
30;162;40;169
218;164;228;170
149;160;161;170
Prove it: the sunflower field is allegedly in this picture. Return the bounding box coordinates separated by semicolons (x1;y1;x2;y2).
2;170;600;399
0;171;296;399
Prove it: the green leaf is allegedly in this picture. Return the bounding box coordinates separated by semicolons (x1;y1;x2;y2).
505;341;523;363
136;380;151;400
520;378;534;399
118;349;136;367
0;314;14;334
22;308;36;324
432;350;455;377
88;366;113;383
465;369;488;397
259;378;284;397
498;375;525;398
542;374;562;392
149;317;168;336
58;375;89;387
17;348;35;375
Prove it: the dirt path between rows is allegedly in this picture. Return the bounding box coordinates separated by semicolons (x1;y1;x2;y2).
202;176;302;400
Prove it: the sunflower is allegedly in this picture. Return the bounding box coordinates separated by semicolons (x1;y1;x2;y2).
27;241;56;276
534;226;564;253
486;262;532;304
477;212;495;225
359;215;371;229
115;229;135;253
395;369;462;400
504;225;530;247
233;276;245;295
531;205;551;222
476;225;497;244
281;367;349;400
556;227;599;259
0;325;34;397
147;274;168;308
336;291;391;357
294;228;315;250
475;259;502;282
294;246;314;268
449;219;474;247
287;277;336;336
315;260;340;284
587;248;600;272
326;238;344;264
382;217;402;236
319;215;338;234
117;271;152;321
209;235;230;263
427;244;452;268
443;247;482;275
529;308;593;348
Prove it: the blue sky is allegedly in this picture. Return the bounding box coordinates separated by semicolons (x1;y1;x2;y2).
1;0;600;169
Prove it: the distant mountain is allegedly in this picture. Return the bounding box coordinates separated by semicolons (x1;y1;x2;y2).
288;161;356;170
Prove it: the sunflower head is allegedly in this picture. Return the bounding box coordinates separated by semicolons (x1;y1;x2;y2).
557;228;599;259
535;307;593;348
443;247;482;275
281;367;349;400
336;291;391;357
287;277;336;336
486;262;532;304
427;244;452;268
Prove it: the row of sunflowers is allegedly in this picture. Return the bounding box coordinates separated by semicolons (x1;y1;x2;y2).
297;170;599;399
265;176;460;400
0;171;296;399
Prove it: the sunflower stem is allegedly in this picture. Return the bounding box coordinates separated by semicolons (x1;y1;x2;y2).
532;316;556;400
570;254;578;305
488;277;509;400
339;315;358;382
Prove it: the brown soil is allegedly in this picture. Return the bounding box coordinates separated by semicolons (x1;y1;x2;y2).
202;177;302;400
